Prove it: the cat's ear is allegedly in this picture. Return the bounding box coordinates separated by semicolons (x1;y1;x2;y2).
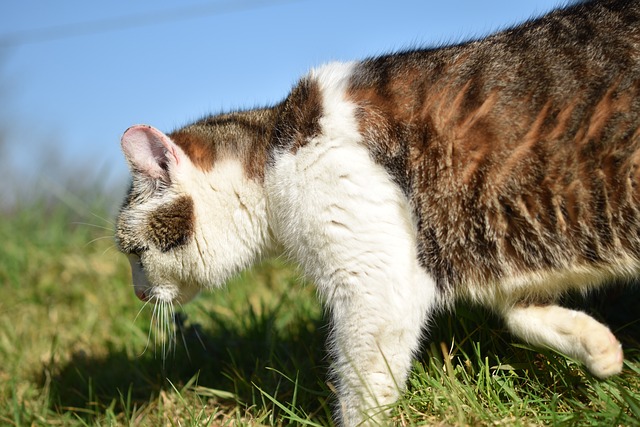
120;125;180;180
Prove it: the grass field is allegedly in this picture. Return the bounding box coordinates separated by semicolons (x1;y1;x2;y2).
1;193;640;426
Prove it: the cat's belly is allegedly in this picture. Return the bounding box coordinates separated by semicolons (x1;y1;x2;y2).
458;255;639;306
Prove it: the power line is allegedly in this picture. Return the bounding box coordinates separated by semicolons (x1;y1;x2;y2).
0;0;304;47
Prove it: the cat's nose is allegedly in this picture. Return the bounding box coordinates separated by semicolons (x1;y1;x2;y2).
135;288;149;301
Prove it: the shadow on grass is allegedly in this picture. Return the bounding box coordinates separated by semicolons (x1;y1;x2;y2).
413;283;640;426
566;281;640;347
41;304;333;424
423;280;640;358
40;281;640;425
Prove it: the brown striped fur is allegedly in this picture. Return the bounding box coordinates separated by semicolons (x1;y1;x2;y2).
347;0;640;292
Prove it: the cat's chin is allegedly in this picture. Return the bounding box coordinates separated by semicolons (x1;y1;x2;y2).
145;284;200;305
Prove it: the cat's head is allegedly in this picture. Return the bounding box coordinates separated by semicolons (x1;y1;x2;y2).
115;124;270;305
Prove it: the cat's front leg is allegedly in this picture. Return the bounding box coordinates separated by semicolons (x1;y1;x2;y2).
325;268;434;426
265;133;437;425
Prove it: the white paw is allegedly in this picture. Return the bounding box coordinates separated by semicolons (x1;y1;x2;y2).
582;329;624;378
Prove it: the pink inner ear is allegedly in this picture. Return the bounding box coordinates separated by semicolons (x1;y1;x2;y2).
121;124;179;179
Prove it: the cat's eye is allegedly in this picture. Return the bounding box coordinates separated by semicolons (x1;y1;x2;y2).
127;246;148;257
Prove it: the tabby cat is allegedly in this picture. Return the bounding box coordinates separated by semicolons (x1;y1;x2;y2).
116;0;639;424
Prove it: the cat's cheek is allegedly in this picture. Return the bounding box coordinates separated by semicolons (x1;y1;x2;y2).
158;252;203;303
174;285;200;304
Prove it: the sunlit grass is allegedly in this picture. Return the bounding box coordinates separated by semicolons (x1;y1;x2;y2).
1;197;639;426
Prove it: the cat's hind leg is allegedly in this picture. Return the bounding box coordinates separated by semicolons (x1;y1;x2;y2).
503;304;623;378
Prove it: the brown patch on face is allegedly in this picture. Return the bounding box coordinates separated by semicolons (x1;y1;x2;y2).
148;196;195;252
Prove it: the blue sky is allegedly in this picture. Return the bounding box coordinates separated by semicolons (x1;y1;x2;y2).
0;0;564;203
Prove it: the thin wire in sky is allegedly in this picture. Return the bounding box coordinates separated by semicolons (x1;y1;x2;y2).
0;0;305;47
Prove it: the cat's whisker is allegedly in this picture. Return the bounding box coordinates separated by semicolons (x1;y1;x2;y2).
178;321;192;362
192;324;207;352
84;235;115;247
101;244;118;257
139;327;152;358
138;295;158;358
158;302;166;361
89;211;116;227
161;300;177;362
180;306;207;354
134;294;153;323
148;304;158;357
72;221;115;232
161;301;167;359
170;302;177;356
169;302;177;357
152;298;162;359
161;301;168;360
156;302;162;361
149;298;174;363
171;301;193;360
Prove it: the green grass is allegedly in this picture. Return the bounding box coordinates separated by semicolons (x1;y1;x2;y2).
1;196;639;426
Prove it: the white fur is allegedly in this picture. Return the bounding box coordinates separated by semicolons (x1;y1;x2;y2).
178;159;271;288
267;62;438;426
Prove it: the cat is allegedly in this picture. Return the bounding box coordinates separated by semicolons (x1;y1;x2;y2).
115;0;640;425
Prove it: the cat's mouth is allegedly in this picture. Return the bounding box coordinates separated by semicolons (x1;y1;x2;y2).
142;284;181;302
136;288;150;302
126;254;199;304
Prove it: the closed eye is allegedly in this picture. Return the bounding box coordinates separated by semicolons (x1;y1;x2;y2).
129;246;148;257
113;228;148;256
117;242;148;257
